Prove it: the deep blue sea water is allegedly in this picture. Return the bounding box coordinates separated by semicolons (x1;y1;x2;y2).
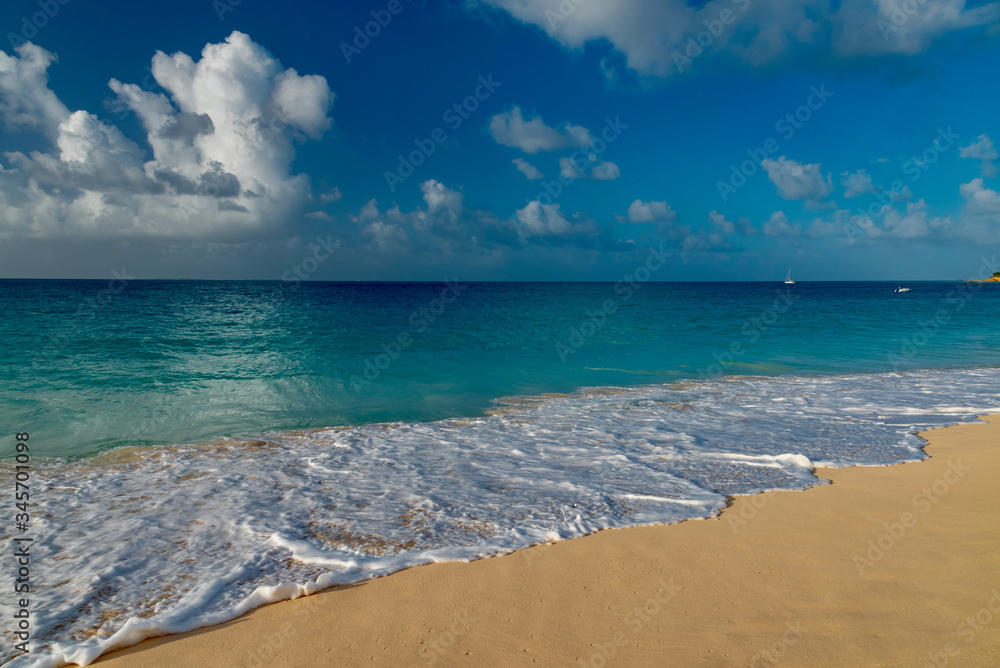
2;279;1000;666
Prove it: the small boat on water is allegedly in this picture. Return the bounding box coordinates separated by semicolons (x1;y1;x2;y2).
894;287;911;293
784;269;795;284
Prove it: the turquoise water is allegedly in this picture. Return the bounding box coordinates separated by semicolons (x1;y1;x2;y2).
2;279;999;458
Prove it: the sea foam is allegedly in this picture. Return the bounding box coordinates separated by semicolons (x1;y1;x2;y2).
3;367;1000;667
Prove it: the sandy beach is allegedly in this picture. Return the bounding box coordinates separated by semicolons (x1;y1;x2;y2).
93;415;1000;667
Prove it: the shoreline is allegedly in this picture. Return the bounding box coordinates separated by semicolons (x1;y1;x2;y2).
88;414;1000;667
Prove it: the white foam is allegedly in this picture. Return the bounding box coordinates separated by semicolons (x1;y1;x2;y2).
4;367;1000;667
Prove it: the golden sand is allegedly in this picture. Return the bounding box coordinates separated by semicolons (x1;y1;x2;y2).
95;416;1000;667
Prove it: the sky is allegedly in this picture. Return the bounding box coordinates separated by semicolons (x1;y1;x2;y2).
1;0;999;281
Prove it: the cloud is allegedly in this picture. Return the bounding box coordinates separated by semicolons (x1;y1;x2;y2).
158;112;214;140
349;180;494;252
488;106;592;153
806;208;923;241
363;218;409;253
560;154;621;181
418;178;464;229
351;198;409;253
319;187;342;202
345;180;616;256
960;177;1000;214
707;209;755;236
618;205;747;252
10;109;164;195
590;159;620;181
960;134;998;178
957;178;1000;244
674;210;755;252
477;0;1000;78
0;43;69;140
807;198;960;242
515;200;576;235
762;211;801;238
840;169;875;198
626;199;677;223
878;200;940;238
836;0;1000;57
269;68;334;139
891;184;913;202
0;32;334;240
806;211;847;238
559;156;585;180
512;157;543;179
513;200;609;246
763;157;834;207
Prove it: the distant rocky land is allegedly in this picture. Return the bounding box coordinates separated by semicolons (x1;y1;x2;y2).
964;272;1000;283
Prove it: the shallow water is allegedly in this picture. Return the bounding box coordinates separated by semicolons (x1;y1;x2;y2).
2;279;999;459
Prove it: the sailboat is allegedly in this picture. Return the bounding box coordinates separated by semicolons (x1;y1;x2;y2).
784;269;795;284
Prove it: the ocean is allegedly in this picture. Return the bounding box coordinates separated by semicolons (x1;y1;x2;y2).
3;279;1000;666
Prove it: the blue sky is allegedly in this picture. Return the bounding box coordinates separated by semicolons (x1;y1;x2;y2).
1;0;999;280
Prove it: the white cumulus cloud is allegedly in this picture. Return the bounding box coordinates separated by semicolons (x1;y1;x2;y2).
762;211;801;238
707;209;755;236
514;200;599;239
626;199;677;223
960;177;1000;214
763;157;834;206
0;43;69;139
560;154;620;181
840;169;875;198
488;106;592;153
0;32;334;240
477;0;1000;78
512;157;543;179
957;178;1000;243
591;159;620;181
959;134;998;178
